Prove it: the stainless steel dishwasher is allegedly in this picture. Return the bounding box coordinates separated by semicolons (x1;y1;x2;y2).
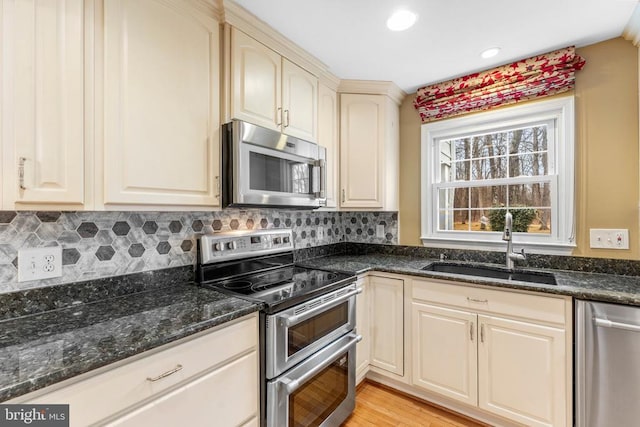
576;300;640;426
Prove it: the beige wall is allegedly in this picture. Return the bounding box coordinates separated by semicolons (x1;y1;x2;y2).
399;37;639;259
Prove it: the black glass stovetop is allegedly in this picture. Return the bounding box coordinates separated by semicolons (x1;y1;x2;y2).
197;254;355;313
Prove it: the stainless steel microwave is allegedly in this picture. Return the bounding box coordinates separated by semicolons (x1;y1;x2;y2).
221;120;327;209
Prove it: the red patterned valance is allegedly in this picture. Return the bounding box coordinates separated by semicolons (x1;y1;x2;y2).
413;46;585;123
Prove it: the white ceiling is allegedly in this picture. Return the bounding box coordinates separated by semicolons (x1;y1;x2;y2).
233;0;639;94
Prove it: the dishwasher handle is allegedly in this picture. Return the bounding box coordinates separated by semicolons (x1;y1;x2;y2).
594;317;640;332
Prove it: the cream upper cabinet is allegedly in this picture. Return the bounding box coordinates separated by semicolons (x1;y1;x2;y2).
411;278;572;427
230;27;318;142
230;27;281;132
339;93;399;210
101;0;220;207
1;0;86;209
355;276;370;384
317;83;339;208
369;275;404;377
411;302;478;406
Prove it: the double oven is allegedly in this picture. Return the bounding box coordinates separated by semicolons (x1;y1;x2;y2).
197;229;360;426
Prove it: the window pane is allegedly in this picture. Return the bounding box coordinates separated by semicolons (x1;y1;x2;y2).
508;183;550;207
454;138;472;161
531;209;552;234
470;186;507;210
453;161;471;181
470;210;493;231
508;153;548;177
472;157;507;180
472;134;508;158
439;188;468;210
508;125;548;154
438;210;470;231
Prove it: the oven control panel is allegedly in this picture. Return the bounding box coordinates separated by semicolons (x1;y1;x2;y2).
200;229;294;264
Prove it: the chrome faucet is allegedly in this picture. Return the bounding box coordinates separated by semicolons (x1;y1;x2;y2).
502;211;526;269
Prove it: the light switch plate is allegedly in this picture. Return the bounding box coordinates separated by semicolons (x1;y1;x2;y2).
589;229;629;249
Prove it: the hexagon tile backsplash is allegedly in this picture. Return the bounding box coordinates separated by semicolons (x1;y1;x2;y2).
0;210;397;293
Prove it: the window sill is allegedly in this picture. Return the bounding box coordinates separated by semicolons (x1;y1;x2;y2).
420;236;576;256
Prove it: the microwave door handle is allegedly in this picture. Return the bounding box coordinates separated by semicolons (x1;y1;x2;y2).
280;333;362;394
280;286;362;327
313;159;326;199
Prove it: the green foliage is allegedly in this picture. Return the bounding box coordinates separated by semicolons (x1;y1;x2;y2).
488;207;536;233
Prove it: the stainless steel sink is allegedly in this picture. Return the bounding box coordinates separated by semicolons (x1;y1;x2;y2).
421;262;557;286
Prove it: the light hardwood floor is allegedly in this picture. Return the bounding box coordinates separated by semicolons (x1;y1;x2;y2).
342;381;488;427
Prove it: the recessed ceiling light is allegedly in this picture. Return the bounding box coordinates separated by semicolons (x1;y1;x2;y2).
386;10;417;31
480;47;501;59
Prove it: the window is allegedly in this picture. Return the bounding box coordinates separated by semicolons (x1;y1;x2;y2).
421;97;575;254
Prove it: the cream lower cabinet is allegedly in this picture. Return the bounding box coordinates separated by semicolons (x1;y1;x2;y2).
355;275;370;383
11;314;259;427
411;279;571;427
369;275;404;377
411;302;478;406
101;0;220;207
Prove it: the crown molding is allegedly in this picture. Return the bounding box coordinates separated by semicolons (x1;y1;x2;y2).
222;0;341;86
191;0;224;21
338;80;407;105
623;3;640;46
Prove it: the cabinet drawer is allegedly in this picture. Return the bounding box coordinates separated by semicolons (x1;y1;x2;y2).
20;314;258;426
412;279;567;325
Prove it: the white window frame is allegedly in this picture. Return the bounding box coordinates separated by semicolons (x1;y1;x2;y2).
420;96;576;255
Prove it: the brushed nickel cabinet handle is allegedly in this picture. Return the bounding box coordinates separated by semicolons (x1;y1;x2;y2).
146;364;183;382
480;324;485;343
18;157;27;190
342;189;345;203
277;107;282;126
284;109;290;127
470;322;474;341
467;297;488;304
215;176;220;199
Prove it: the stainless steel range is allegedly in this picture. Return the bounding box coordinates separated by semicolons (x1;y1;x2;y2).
196;229;360;427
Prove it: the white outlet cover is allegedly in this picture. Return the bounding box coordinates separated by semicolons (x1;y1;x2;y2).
376;224;385;238
18;246;63;282
317;226;324;240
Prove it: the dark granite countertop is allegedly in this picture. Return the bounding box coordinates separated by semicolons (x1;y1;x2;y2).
297;254;640;306
0;282;259;402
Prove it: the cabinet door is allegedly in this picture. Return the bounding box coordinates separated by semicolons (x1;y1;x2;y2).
355;276;370;383
369;276;403;376
2;0;85;206
339;94;384;208
230;28;281;132
411;302;478;406
317;84;338;208
106;351;259;427
103;0;219;207
282;59;317;142
478;315;566;427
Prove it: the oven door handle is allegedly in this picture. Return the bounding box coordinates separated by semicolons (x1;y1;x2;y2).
281;333;362;394
280;287;362;327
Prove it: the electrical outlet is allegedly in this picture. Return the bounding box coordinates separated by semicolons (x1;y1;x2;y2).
376;224;385;238
18;246;63;282
589;229;629;249
317;226;324;240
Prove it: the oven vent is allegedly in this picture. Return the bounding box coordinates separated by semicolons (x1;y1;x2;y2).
292;286;352;315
